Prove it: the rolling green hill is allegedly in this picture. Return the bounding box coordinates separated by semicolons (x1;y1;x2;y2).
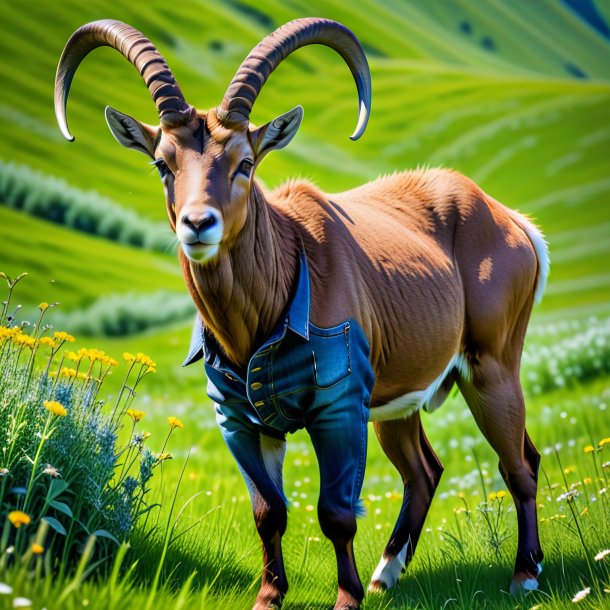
1;0;609;325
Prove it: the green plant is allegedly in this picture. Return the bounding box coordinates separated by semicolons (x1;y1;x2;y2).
0;271;182;569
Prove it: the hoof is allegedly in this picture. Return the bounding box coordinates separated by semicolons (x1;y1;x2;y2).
367;579;388;593
509;562;542;596
509;575;539;596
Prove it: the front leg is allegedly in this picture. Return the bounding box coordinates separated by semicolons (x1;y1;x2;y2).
216;405;288;609
306;395;369;610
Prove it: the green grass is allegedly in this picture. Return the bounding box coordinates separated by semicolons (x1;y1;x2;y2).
1;1;610;608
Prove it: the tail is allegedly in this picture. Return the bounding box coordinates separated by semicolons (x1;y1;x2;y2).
508;210;550;304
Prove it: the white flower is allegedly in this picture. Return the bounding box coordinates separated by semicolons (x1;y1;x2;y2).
595;549;610;561
572;587;591;603
0;583;13;594
13;598;33;608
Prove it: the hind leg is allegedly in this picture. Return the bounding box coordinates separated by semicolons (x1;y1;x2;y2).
457;356;543;594
369;411;444;591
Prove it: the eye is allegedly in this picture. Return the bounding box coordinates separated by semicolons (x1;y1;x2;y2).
234;158;254;179
151;158;171;179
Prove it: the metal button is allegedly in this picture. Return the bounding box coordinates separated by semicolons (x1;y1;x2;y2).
250;382;263;390
254;401;265;407
251;366;262;372
224;372;238;382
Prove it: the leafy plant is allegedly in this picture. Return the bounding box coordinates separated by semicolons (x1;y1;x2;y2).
0;271;183;568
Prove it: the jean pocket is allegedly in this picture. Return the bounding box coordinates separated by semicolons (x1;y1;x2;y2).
309;321;352;389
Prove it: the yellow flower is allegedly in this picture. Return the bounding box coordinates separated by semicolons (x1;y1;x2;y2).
31;543;44;555
77;372;88;381
123;352;135;362
168;416;184;430
39;302;49;311
127;409;145;423
8;511;31;528
157;452;173;462
54;331;75;343
65;351;79;362
44;400;67;417
59;367;77;379
564;466;575;475
488;492;497;501
599;438;610;447
15;334;36;349
38;337;56;348
496;490;507;499
584;445;595;453
584;477;592;485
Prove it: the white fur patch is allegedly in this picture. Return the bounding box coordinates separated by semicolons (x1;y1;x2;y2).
369;544;407;590
510;211;550;304
260;434;286;491
369;354;470;422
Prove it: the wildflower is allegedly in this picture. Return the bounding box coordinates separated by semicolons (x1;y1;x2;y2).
77;372;88;381
54;331;75;343
584;477;592;485
31;543;44;555
59;367;77;379
135;352;155;367
8;511;31;528
0;583;13;594
600;438;610;447
13;598;33;608
563;466;575;475
168;416;184;429
584;445;595;453
595;549;610;561
123;352;135;362
156;452;173;462
43;400;67;417
39;302;49;311
43;464;60;477
127;409;145;423
556;490;578;502
571;586;590;602
38;336;56;348
65;350;79;362
496;490;507;499
488;492;497;501
15;334;35;349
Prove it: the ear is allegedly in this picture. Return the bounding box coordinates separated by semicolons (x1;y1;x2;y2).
105;106;159;159
251;106;303;163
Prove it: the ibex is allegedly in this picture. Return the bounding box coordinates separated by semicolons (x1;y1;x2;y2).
55;18;549;610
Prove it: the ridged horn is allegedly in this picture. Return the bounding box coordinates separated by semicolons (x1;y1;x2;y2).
55;19;194;141
217;18;371;141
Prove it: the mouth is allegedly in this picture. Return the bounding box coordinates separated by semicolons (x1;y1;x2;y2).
181;241;220;263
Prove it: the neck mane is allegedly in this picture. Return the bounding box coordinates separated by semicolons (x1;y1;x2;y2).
180;182;298;367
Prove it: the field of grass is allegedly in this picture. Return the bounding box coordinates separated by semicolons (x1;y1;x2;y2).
1;0;610;608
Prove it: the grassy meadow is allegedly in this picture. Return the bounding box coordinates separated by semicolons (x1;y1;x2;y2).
1;1;610;609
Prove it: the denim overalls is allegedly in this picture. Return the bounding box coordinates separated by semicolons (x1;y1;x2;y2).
183;250;375;513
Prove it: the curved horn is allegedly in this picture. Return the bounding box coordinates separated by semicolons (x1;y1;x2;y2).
55;19;194;141
218;18;371;141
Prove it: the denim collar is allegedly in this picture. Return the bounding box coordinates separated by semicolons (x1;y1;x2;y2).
183;249;310;366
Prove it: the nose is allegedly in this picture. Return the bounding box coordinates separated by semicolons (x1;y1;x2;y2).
182;210;218;234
